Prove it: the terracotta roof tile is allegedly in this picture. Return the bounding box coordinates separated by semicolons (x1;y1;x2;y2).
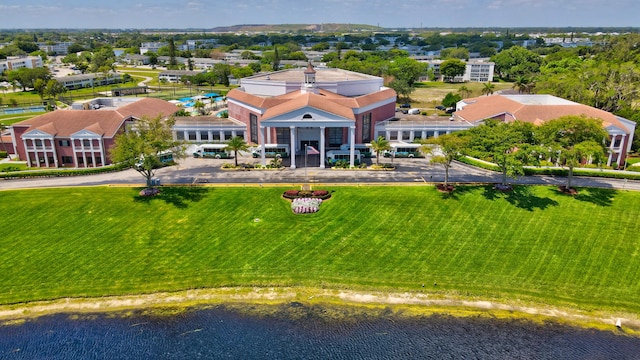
456;95;630;133
14;98;179;138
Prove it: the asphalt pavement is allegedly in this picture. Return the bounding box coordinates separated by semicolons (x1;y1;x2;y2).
1;154;640;191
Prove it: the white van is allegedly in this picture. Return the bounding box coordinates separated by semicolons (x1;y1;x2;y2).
408;108;421;115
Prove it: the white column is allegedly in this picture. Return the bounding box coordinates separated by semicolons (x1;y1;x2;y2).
349;126;355;167
619;134;627;165
72;139;78;167
219;131;224;142
422;130;427;139
320;126;326;169
386;130;391;140
290;126;296;169
397;130;403;142
434;130;440;138
196;131;201;142
259;126;266;166
99;138;105;166
409;131;415;142
90;139;96;168
208;130;213;142
267;129;272;143
50;138;58;167
607;135;616;166
23;139;31;167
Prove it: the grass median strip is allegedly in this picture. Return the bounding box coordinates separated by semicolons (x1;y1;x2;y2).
0;185;639;317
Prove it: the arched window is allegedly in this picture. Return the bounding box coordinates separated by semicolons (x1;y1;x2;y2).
302;114;313;119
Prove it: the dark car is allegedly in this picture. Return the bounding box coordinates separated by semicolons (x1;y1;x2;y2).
435;105;446;110
399;103;411;108
445;107;455;114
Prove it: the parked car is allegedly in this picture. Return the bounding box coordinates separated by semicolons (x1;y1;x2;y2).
408;108;420;115
445;107;455;114
399;103;411;108
435;105;446;110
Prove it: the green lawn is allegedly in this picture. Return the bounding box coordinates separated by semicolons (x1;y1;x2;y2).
1;185;639;314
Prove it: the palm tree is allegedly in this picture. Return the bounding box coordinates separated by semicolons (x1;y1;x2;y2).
194;100;206;116
481;82;495;96
370;136;391;166
224;136;249;167
458;85;472;99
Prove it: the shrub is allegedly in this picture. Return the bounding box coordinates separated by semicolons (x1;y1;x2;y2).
284;190;299;197
312;190;328;196
0;151;7;159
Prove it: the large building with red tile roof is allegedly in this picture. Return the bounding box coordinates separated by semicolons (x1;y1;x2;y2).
227;63;397;168
11;97;179;168
453;94;636;167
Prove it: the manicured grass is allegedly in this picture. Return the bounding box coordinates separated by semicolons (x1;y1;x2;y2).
1;185;639;314
0;112;47;125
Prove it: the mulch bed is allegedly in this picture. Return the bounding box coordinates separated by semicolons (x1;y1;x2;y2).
493;184;513;192
436;184;455;193
557;186;579;195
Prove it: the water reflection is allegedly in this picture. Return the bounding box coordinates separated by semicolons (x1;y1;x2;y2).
1;304;639;359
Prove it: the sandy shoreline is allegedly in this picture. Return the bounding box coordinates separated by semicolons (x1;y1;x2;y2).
1;287;639;335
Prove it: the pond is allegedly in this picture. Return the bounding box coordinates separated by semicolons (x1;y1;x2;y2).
1;304;639;359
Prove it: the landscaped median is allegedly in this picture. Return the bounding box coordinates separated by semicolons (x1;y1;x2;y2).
1;185;639;332
458;156;640;180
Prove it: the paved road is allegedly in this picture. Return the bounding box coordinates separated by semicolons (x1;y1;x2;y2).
2;154;640;191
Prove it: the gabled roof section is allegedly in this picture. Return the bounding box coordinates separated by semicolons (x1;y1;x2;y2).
456;95;632;134
261;90;355;120
13;98;179;139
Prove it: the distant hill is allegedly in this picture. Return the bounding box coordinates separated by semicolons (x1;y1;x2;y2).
208;23;381;33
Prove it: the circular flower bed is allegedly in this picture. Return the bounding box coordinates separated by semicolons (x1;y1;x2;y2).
291;198;323;214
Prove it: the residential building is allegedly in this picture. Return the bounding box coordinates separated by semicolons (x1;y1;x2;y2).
0;56;44;73
227;63;397;168
55;72;122;90
158;70;204;83
11;98;179;168
421;59;495;82
37;42;74;55
140;42;167;55
453;94;636;167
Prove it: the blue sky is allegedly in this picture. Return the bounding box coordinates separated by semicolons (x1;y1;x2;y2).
1;0;637;29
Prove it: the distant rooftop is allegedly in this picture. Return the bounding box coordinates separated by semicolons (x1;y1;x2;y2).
246;68;376;83
502;94;578;106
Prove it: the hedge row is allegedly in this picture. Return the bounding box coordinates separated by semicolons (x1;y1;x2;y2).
457;156;640;181
0;164;129;179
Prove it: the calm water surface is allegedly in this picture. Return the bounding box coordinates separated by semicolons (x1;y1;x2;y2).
1;304;639;359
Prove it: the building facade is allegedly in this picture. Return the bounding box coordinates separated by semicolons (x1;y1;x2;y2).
0;56;43;73
226;64;397;168
11;98;179;168
453;94;636;167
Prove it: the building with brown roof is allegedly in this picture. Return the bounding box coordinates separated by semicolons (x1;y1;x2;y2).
11;98;179;168
453;94;636;167
227;63;397;168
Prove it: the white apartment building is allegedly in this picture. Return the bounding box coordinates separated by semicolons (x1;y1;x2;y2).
421;60;495;83
37;42;74;55
140;42;168;55
0;56;44;73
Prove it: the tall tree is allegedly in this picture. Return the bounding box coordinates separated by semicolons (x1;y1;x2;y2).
464;120;536;188
538;115;608;189
490;46;542;81
370;136;391;166
422;133;468;189
224;136;250;167
168;38;177;67
481;82;495;96
110;115;185;188
439;59;466;82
